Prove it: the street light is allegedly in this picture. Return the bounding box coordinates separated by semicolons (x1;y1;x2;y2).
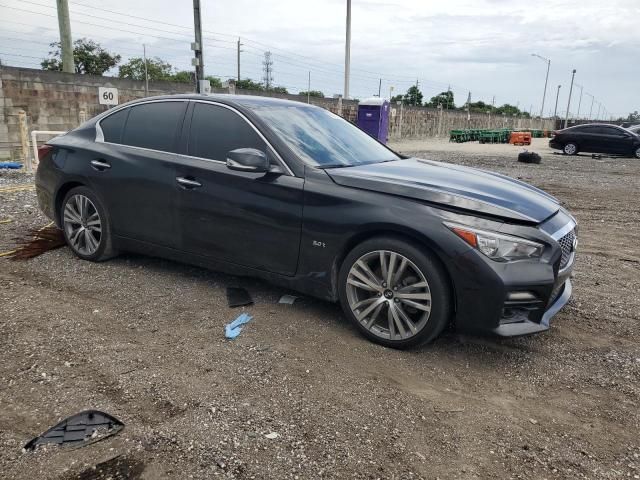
531;54;551;118
564;69;576;128
585;92;595;120
553;84;561;119
574;83;583;120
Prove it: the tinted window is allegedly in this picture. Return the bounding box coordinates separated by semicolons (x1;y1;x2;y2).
121;102;186;152
601;126;626;137
100;108;129;143
246;104;399;168
188;103;266;161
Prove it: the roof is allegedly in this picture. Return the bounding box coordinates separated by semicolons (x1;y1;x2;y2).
129;93;315;109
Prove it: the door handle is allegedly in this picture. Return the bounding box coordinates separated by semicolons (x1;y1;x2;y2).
176;177;202;189
91;159;111;171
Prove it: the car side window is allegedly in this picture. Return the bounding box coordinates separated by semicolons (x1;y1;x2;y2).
121;101;186;153
603;127;626;137
99;108;129;143
188;103;266;161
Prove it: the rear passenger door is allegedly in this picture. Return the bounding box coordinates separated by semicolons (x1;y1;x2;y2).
93;100;187;247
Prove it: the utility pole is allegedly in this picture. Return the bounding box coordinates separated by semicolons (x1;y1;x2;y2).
143;44;149;96
415;79;420;106
596;102;602;121
531;53;550;118
307;71;311;104
564;69;576;128
343;0;351;100
56;0;74;73
575;83;583;120
553;84;561;119
237;37;242;82
262;51;273;90
586;93;595;120
378;78;381;97
192;0;204;92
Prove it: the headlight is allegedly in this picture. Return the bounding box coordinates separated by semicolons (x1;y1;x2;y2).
445;223;544;261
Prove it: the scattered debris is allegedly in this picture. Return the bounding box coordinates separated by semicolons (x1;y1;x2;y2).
264;432;279;439
226;287;253;307
0;162;22;169
7;224;65;260
518;151;541;164
23;410;124;451
278;294;299;305
224;312;253;339
0;219;13;224
529;418;539;425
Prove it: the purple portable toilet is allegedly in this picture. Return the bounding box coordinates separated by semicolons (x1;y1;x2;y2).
357;97;390;144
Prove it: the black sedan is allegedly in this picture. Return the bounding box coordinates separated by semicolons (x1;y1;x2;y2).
36;94;577;348
549;123;640;157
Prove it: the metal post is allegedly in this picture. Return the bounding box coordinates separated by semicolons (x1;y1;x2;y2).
307;71;310;104
564;69;576;128
587;94;595;120
596;102;602;121
575;84;583;120
398;101;403;139
143;44;149;96
192;0;204;92
237;37;241;82
56;0;74;73
378;78;381;97
343;0;351;100
531;54;550;118
553;84;561;119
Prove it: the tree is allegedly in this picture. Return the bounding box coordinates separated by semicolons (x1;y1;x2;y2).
204;75;222;88
172;70;194;83
495;104;521;116
426;91;455;109
41;38;120;75
236;78;265;91
299;90;324;98
118;57;173;81
403;85;423;106
390;94;404;104
271;86;289;94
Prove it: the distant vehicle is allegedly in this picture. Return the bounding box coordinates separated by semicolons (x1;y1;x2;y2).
36;94;577;348
549;123;640;158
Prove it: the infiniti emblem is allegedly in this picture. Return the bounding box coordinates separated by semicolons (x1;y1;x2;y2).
383;289;394;299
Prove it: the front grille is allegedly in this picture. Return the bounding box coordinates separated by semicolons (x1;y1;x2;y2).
558;229;576;269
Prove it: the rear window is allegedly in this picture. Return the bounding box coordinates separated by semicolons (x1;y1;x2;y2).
121;102;186;153
100;108;129;143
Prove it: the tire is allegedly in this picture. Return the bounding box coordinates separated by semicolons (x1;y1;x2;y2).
338;236;452;349
634;146;640;159
563;142;578;155
60;186;116;262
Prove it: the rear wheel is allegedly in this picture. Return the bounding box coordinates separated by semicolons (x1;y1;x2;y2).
61;186;116;261
634;146;640;159
563;142;578;155
338;236;452;349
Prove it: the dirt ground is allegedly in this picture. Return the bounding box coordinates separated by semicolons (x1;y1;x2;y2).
1;138;639;479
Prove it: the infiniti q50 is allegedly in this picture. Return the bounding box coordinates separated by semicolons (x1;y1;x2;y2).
36;94;577;348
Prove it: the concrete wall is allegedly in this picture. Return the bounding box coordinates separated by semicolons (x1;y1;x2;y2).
1;66;554;161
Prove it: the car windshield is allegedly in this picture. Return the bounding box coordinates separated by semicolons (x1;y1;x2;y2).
247;104;400;168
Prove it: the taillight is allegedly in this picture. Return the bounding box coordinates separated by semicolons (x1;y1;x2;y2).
37;144;53;161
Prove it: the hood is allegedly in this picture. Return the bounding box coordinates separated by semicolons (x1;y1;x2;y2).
326;158;560;223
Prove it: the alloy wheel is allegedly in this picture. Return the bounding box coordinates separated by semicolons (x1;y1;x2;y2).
564;143;577;155
635;147;640;159
345;250;432;341
63;194;102;256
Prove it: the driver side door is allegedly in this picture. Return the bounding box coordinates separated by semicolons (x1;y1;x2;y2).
175;101;304;276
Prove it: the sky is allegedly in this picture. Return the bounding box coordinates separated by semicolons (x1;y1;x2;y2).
1;0;638;119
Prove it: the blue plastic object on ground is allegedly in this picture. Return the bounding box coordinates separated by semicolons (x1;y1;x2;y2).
0;162;23;169
225;312;253;339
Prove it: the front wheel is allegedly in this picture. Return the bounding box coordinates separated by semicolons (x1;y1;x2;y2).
634;146;640;159
338;236;452;349
563;142;578;155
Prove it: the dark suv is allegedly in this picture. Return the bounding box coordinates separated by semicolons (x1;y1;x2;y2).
36;94;577;348
550;123;640;157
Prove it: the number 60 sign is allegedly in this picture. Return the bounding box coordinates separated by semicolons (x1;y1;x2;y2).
98;87;119;106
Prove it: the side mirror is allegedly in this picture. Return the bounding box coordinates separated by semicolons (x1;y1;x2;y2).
226;148;270;173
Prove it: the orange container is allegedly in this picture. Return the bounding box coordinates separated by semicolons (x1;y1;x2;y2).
509;131;532;146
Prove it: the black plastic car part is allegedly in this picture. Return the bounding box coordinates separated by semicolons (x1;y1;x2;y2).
24;410;124;451
226;287;253;307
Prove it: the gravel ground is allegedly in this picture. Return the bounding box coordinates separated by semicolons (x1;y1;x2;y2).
0;139;639;479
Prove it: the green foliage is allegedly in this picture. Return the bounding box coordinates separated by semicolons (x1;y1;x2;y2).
41;38;120;75
172;70;194;83
425;91;455;109
270;86;289;94
390;94;404;104
236;78;265;91
299;90;325;98
403;85;423;106
205;76;222;88
118;57;173;81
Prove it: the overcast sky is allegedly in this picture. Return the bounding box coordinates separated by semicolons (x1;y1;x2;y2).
1;0;638;118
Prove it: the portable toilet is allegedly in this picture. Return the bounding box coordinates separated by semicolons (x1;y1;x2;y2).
357;97;390;144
